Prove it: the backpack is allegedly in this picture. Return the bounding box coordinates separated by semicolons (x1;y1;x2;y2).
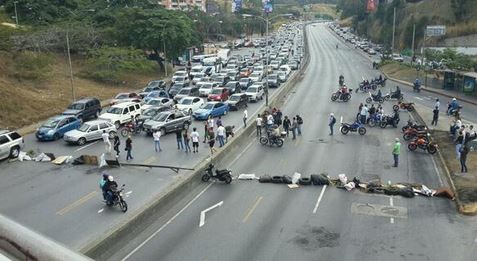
331;116;336;125
297;116;303;125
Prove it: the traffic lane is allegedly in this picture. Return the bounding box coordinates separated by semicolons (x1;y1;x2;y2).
0;157;181;249
115;24;445;260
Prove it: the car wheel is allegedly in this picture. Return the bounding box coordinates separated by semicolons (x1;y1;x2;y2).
114;121;121;129
95;111;100;119
223;110;227;115
9;146;20;158
52;133;60;140
77;137;87;146
109;131;117;138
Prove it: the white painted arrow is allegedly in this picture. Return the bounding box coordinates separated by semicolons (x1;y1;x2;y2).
199;201;223;227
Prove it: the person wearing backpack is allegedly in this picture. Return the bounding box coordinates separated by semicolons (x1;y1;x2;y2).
329;113;337;135
296;114;303;135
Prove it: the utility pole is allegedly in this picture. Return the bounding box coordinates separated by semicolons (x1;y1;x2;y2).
66;31;75;101
13;1;19;26
265;13;269;107
411;23;416;58
391;7;396;53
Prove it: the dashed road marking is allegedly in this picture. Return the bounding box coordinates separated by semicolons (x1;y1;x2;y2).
313;185;327;214
389;197;395;224
242;196;263;223
57;191;97;216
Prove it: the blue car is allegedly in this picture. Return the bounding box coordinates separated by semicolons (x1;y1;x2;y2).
36;115;81;141
144;90;169;103
193;102;229;120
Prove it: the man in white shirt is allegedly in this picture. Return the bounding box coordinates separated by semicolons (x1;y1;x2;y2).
101;130;111;153
216;124;226;147
243;109;248;127
434;98;440;110
153;130;162;152
360;105;368;124
207;116;214;130
256;114;263;137
191;127;200;153
266;114;274;129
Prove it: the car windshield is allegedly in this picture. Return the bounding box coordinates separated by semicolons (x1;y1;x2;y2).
78;124;91;132
211;89;222;94
180;99;193;105
115;94;129;99
203;103;215;110
175;72;186;76
240;78;249;83
251;73;260;77
269;75;278;79
42;118;60;128
68;103;84;110
176;76;185;81
143;108;159;116
229;95;240;101
212;76;223;82
248;87;258;92
106;107;122;114
178;89;190;95
147;100;161;105
152;113;169;122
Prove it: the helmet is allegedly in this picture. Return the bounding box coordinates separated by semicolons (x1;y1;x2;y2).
452;98;456;101
102;172;109;179
330;113;334;116
395;138;399;142
108;175;114;182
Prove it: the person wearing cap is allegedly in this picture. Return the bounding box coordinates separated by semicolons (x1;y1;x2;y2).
392;138;401;167
329;113;336;135
104;175;118;204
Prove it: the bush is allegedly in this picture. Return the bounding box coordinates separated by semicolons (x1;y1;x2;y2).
81;47;157;83
10;51;54;80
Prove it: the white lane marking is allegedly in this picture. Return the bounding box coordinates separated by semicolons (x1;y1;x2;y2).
340;116;343;124
121;183;213;261
75;141;99;152
125;191;133;198
389;197;395;224
312;185;327;214
98;208;104;214
199;201;224;227
414;97;424;101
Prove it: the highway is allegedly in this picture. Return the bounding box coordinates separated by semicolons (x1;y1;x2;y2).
108;24;477;261
0;43;301;250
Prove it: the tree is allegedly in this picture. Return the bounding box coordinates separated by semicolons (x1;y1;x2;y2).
113;8;198;70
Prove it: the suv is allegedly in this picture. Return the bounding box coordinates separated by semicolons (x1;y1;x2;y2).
99;102;142;129
143;110;191;136
0;130;24;160
62;97;101;122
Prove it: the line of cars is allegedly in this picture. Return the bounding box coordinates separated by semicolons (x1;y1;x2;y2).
30;23;303;147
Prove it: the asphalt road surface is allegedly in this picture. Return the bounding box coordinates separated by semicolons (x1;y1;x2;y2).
0;42;302;250
110;24;477;261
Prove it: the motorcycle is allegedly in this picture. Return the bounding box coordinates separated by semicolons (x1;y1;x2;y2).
448;105;462;118
365;92;384;104
341;121;367;135
356;81;377;93
260;133;284;147
393;101;414;112
408;135;438;154
331;89;353;102
401;119;426;132
379;113;400;128
371;77;387;87
201;164;232;184
367;113;383;127
120;120;144;137
403;127;429;142
413;82;421;92
106;184;128;213
383;91;403;101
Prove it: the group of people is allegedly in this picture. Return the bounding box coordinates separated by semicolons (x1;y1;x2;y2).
356;103;387;124
256;107;303;140
452;121;475;173
202;116;235;155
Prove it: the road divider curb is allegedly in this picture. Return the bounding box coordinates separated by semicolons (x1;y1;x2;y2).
81;25;311;260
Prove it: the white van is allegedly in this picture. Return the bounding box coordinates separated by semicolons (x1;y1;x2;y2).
279;65;291;76
99;102;142;129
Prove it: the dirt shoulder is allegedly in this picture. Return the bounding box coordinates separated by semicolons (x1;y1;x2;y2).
0;52;158;130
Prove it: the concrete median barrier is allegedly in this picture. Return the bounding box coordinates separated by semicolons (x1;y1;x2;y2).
82;26;311;260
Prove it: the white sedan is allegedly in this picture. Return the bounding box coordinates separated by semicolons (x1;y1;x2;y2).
176;96;205;114
198;82;217;97
141;98;173;111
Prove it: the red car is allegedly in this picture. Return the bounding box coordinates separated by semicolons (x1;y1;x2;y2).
207;88;229;102
110;92;142;105
240;68;253;78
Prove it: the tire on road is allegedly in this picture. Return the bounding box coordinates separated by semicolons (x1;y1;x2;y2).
259;175;272;183
299;177;312;185
365;97;372;104
358;127;367;135
340;126;349;135
281;175;292;184
271;176;283;183
259;137;269;145
408;143;417;151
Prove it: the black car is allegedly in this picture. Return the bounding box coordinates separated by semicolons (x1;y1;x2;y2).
239;78;253;90
168;83;187;97
223;81;240;95
225;93;248;111
62;97;101;121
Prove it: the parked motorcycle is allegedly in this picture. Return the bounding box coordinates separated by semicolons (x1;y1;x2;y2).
403;127;429;142
120;120;144;137
383;91;403;101
367;113;382;127
201;164;232;184
401;119;426;132
331;89;353;102
393;101;414;112
356;81;377;93
106;184;128;213
371;77;387;87
379;112;400;128
365;92;384;104
341;121;367;135
408;135;438;154
260;134;284;147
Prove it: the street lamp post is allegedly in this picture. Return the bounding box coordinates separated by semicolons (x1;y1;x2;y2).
13;1;19;26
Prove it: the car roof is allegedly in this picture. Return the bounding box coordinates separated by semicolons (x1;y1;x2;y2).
73;97;99;103
84;120;111;125
111;102;139;108
50;115;74;120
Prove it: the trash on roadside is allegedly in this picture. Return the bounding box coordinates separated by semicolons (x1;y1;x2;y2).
338;174;348;185
72;155;98;165
34;153;54;162
238;174;258;180
99;153;107;168
344;182;356;191
292;172;301;184
18;151;32;161
51;156;72;165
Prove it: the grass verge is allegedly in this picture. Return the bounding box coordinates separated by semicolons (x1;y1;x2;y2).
433;130;477;214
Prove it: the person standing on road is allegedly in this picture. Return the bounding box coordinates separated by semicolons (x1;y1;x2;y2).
360;105;368;124
207;127;216;155
266;113;274;129
291;117;298;140
207;116;215;130
256;114;263;137
329;113;336;136
217;124;226;147
434;98;440;110
203;121;209;143
392;138;401;167
113;135;120;157
153;130;162;152
191;127;200;153
460;145;469;173
176;129;184;150
216;116;223;128
431;106;439;126
183;130;191;153
102;130;111;153
243;109;248;127
225;125;235;143
455;131;464;160
296;114;303;135
125;136;133;161
283;116;291;137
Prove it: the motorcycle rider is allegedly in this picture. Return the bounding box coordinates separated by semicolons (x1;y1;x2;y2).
338;84;349;99
99;173;109;200
393;85;401;99
448;98;459;115
104;175;118;205
339;75;345;86
372;89;382;101
414;78;421;91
